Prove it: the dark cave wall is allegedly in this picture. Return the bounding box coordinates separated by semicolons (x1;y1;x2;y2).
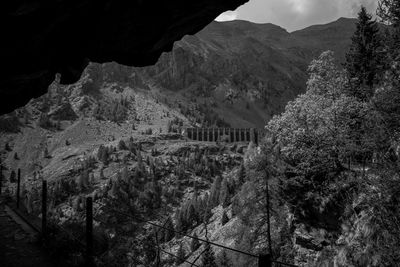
0;0;247;114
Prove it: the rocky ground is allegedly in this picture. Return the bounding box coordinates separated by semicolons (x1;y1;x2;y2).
0;197;62;267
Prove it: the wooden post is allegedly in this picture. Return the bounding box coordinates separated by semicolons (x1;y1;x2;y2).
41;180;47;240
258;254;272;267
196;128;199;141
0;163;2;196
86;197;93;267
17;169;21;208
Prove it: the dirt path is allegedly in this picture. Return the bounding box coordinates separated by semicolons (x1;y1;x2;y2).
0;197;57;267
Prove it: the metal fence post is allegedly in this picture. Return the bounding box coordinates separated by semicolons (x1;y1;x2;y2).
42;180;47;240
17;169;21;208
259;254;272;267
86;196;93;266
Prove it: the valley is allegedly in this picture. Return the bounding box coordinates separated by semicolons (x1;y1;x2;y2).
0;17;365;267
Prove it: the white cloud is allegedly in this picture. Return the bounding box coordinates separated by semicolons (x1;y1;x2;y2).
215;0;379;31
215;11;238;22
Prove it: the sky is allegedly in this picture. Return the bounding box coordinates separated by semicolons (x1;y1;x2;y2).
216;0;379;32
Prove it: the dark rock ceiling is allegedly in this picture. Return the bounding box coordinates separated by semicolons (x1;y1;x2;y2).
0;0;247;114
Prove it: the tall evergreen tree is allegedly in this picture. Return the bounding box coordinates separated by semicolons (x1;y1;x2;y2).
378;0;400;64
374;0;400;134
218;251;232;267
176;243;186;265
191;233;200;252
201;243;218;267
221;211;229;225
209;176;222;208
219;177;230;207
237;163;246;185
5;142;12;151
345;6;382;100
164;217;175;242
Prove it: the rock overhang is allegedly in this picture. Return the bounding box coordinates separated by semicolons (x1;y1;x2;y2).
0;0;248;114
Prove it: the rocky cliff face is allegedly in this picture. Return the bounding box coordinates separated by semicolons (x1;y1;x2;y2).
0;0;248;114
1;18;357;133
134;18;356;127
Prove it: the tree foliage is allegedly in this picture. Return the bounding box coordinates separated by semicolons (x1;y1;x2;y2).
201;243;218;267
345;6;382;100
267;51;387;229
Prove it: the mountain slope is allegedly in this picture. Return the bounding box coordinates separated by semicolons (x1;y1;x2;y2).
132;18;356;128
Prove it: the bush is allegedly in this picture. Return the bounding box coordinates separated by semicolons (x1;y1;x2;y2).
118;140;127;150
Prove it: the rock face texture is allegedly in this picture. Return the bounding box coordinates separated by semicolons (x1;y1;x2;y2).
1;0;247;115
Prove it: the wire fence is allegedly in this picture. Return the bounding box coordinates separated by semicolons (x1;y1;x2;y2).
0;167;298;267
100;205;297;267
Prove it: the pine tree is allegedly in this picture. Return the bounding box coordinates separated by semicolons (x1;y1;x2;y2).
175;210;185;237
5;142;12;151
345;6;383;100
219;177;230;207
121;166;129;183
191;233;200;252
43;147;51;158
209;176;222;208
78;170;89;190
176;243;186;265
108;180;119;198
219;251;232;267
237;163;246;185
164;216;175;242
118;139;127;150
142;234;157;266
89;172;95;184
201;243;218;267
221;211;229;225
137;151;144;173
378;0;400;73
